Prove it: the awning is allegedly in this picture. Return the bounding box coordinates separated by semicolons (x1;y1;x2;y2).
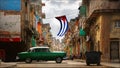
79;28;86;36
0;38;21;42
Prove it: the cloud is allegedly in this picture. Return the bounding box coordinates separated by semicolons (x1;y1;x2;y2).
42;0;81;40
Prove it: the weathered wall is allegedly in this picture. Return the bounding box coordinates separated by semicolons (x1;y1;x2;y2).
110;14;120;38
88;0;120;17
100;14;111;61
0;12;21;38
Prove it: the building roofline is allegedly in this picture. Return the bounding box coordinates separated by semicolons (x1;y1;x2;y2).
86;9;120;23
82;0;89;5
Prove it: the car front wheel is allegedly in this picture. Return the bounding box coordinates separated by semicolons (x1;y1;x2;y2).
25;58;32;63
56;57;62;63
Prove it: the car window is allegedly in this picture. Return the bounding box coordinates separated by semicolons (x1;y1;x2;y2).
30;48;50;52
31;49;35;52
34;49;39;52
41;48;49;52
27;49;32;52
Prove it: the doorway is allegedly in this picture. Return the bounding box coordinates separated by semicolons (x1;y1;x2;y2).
110;41;119;62
0;49;5;61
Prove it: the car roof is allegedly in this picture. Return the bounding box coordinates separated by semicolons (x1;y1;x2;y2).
30;46;49;50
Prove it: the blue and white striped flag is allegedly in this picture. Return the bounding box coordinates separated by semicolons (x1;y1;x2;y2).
55;15;69;37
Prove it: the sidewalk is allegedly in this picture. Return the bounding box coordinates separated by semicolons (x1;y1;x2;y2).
0;60;119;68
0;62;16;68
101;62;120;68
73;59;120;68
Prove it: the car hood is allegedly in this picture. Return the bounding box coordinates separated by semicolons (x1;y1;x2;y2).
18;52;28;54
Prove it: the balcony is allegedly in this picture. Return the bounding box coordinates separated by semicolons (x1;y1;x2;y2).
88;0;120;16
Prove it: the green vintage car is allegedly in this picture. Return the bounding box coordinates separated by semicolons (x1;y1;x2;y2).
16;46;66;63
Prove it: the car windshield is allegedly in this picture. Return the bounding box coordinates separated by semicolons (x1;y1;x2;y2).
40;48;50;52
27;47;51;52
27;49;32;52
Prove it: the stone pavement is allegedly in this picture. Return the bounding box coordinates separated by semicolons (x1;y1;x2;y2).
73;59;120;68
101;62;120;68
0;62;16;68
16;60;108;68
0;59;120;68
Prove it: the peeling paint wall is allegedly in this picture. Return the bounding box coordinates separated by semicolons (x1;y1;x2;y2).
0;12;21;38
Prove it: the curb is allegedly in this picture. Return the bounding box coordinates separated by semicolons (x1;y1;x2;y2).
0;62;17;68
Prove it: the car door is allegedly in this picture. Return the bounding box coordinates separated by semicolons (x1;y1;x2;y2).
41;48;50;60
31;48;40;60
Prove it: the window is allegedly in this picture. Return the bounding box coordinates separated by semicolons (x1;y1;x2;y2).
27;49;32;52
41;48;49;52
114;20;120;28
31;49;35;52
34;49;40;52
32;48;49;52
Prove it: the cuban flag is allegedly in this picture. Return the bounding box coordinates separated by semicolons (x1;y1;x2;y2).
55;15;69;36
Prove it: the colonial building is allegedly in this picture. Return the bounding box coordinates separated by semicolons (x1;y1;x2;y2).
28;0;45;47
81;0;120;62
63;18;81;58
42;23;52;47
0;0;23;61
0;0;45;61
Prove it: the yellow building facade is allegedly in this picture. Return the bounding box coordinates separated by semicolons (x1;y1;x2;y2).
82;0;120;62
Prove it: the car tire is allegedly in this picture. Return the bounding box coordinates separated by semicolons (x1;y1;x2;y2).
97;62;100;66
25;58;32;63
56;57;62;63
87;62;90;66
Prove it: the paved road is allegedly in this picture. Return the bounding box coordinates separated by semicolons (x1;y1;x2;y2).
16;60;109;68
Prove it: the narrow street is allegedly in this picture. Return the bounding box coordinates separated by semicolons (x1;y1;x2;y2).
0;0;120;68
16;60;108;68
1;59;120;68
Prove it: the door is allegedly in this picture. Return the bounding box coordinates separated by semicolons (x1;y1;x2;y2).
0;49;5;61
110;41;119;62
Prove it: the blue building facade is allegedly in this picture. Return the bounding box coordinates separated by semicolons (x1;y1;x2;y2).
0;0;21;11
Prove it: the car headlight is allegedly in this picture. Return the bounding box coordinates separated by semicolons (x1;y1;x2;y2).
16;56;19;60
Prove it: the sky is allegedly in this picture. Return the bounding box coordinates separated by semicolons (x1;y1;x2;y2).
42;0;82;40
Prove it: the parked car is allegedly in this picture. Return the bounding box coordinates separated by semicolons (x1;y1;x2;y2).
16;46;66;63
